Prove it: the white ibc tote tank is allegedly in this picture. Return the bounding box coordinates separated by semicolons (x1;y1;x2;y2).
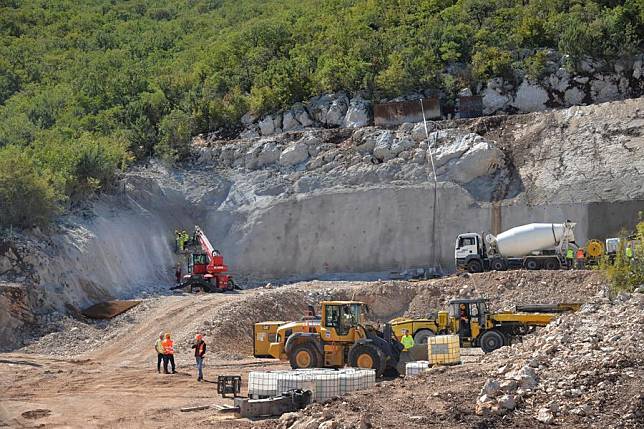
494;223;573;257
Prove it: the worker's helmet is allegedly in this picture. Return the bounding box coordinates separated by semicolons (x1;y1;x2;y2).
159;331;164;338
195;334;202;341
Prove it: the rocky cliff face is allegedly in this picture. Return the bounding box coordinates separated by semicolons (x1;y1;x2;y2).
0;99;642;327
237;54;644;139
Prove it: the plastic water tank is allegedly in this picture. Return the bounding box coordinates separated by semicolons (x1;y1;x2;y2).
405;361;430;377
495;223;569;257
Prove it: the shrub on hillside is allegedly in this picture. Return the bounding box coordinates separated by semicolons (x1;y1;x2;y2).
599;216;644;294
0;146;59;228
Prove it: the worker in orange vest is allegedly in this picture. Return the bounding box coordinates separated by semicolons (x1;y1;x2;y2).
162;333;176;374
575;248;585;269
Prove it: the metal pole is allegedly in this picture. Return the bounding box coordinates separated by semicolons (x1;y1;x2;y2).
420;100;439;270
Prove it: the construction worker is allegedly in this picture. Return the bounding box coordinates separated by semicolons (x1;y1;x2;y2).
175;264;182;285
154;332;165;373
459;304;471;337
191;334;207;382
575;248;585;269
400;329;415;351
162;333;176;374
180;230;190;251
625;244;634;260
566;246;574;269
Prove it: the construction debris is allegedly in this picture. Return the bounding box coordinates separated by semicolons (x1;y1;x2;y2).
81;300;141;320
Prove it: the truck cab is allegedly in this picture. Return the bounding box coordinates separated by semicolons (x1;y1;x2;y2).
455;233;484;272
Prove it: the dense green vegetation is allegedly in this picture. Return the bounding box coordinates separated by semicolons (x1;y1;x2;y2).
599;217;644;294
0;0;642;228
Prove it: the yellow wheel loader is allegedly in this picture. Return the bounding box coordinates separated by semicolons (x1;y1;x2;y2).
390;298;580;353
254;301;404;377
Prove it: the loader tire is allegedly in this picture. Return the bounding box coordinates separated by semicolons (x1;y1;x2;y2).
289;343;321;370
480;330;505;353
348;343;385;377
413;329;435;345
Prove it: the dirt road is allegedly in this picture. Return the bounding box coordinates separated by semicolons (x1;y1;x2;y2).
0;291;289;428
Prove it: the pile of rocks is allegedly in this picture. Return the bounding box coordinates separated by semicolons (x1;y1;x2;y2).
239;92;372;139
194;123;510;202
476;291;643;427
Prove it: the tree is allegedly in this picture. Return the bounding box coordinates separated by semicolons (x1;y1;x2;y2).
156;109;193;162
0;146;59;228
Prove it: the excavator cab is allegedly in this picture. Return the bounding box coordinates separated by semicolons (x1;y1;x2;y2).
189;253;209;275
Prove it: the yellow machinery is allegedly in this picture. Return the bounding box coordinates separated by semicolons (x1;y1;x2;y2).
390;299;580;353
254;301;405;377
253;321;286;358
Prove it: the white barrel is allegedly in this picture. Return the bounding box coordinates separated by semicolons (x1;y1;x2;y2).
495;223;572;257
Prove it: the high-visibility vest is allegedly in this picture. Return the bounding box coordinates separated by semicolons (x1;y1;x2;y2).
576;249;584;260
401;335;415;350
162;339;175;355
566;248;574;259
625;247;633;258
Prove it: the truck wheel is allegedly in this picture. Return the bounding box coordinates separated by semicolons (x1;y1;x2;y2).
289;343;321;369
480;330;505;353
490;259;506;271
544;258;560;270
226;279;235;291
348;343;385;377
467;260;483;273
524;258;539;270
413;329;435;345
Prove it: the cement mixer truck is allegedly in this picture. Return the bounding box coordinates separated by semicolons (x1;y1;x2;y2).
455;222;577;273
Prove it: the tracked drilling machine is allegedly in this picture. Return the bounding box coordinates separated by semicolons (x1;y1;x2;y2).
173;226;238;292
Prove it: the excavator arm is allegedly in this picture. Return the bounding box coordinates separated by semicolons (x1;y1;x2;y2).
193;226;228;274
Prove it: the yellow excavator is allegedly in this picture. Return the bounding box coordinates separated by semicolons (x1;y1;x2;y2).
389;298;580;352
254;301;405;377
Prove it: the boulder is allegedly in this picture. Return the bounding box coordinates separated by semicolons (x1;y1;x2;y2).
282;110;301;132
239;126;260;140
591;76;619;103
536;407;554;424
564;87;585;105
326;93;350;126
256;142;282;167
294;104;314;127
343;96;371;128
482;87;511;115
258;116;275;136
482;379;501;397
633;60;642;80
512;81;549;112
279;142;309;166
390;137;415;156
272;113;283;133
372;130;395;162
497;394;516;410
240;111;257;126
458;87;473;97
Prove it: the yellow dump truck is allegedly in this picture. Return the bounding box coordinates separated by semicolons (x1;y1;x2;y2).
390;298;580;352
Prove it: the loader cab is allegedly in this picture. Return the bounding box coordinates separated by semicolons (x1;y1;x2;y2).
189;253;208;275
320;301;364;340
449;298;489;342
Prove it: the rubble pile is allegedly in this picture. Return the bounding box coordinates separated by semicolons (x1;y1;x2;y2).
477;292;643;427
406;270;606;317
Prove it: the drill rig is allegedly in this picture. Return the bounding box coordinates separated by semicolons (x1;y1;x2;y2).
176;226;237;293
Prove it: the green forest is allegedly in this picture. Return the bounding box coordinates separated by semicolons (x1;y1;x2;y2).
1;0;643;228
